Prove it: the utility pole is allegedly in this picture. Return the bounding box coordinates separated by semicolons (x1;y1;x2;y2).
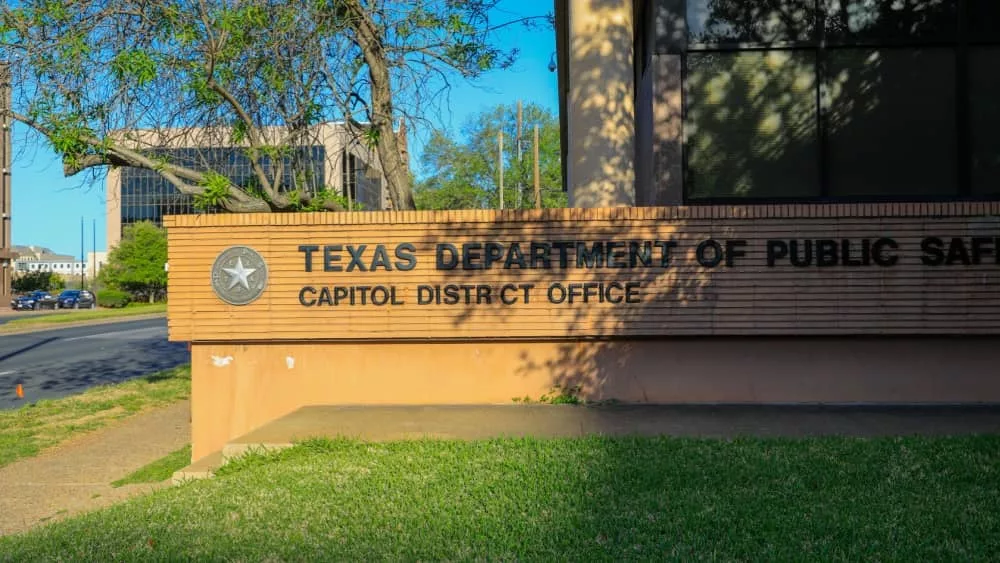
533;124;541;209
92;218;96;288
80;217;85;290
516;101;523;209
0;63;12;302
498;130;504;210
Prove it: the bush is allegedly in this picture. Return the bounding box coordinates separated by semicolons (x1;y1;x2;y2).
12;271;62;292
97;289;131;308
99;221;167;302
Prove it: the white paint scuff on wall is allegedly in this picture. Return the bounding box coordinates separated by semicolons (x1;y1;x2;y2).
211;355;234;367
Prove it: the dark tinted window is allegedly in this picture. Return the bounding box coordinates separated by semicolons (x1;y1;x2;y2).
682;0;993;201
823;0;957;45
824;48;957;197
970;47;1000;195
967;0;1000;42
687;0;817;45
685;50;820;198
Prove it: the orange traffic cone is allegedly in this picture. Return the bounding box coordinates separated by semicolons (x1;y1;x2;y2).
15;384;24;399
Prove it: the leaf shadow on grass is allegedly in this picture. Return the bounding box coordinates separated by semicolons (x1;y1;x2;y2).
3;435;999;561
394;2;1000;554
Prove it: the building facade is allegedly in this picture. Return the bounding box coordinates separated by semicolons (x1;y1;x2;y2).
12;246;89;277
555;0;1000;206
550;0;1000;403
163;2;1000;459
106;122;400;248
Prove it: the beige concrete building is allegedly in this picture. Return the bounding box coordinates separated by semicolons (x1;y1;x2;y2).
555;0;1000;206
548;0;1000;403
105;122;403;248
163;1;1000;462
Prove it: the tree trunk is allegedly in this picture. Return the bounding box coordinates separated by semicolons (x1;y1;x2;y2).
373;127;415;210
344;0;415;211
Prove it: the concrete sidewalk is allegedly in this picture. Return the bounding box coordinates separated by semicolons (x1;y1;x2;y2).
0;400;190;536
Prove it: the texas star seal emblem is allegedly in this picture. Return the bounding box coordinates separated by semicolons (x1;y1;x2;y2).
211;246;268;305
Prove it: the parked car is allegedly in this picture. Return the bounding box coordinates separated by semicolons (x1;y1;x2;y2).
10;291;59;311
57;289;97;310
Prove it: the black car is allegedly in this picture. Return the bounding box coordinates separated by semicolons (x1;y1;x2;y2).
10;291;59;311
57;289;97;309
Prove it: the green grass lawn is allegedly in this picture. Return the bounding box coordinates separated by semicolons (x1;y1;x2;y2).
112;445;192;487
1;435;998;560
0;365;190;468
0;303;167;331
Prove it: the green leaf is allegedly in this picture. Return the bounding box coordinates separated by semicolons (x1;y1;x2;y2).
362;127;380;149
414;102;566;210
194;172;233;210
111;50;158;86
231;120;249;145
100;221;168;297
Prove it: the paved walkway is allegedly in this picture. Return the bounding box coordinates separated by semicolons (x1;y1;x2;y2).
0;400;190;536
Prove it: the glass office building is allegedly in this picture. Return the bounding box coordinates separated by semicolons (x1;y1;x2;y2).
119;145;327;233
107;123;392;247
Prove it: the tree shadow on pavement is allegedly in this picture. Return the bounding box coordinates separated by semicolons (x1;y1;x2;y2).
0;339;190;408
0;337;60;363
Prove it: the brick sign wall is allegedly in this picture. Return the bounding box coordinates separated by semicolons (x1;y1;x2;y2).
165;203;1000;341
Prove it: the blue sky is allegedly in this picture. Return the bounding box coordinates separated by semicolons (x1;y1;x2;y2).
9;0;558;256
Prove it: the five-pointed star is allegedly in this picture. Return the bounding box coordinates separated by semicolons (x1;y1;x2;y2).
223;257;256;290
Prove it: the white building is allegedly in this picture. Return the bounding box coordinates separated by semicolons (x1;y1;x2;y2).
87;250;108;279
12;245;90;276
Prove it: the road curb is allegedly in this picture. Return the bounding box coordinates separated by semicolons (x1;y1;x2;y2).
0;313;167;336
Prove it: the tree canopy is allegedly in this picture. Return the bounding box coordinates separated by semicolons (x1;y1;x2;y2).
12;271;64;293
415;102;566;210
99;221;167;302
1;1;547;212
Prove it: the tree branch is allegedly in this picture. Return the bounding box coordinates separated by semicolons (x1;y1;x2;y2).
199;26;276;200
341;0;415;210
9;110;269;212
63;153;130;176
204;74;278;201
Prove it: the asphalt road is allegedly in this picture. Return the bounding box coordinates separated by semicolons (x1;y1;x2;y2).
0;318;189;409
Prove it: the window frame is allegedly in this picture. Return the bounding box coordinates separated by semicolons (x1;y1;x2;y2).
681;0;996;204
